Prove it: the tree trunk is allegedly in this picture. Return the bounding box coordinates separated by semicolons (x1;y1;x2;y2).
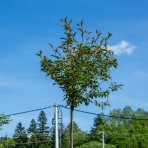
70;104;74;148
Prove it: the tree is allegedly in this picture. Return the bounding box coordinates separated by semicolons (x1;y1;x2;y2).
122;106;134;126
37;18;121;148
37;111;49;135
109;108;122;127
90;106;148;148
75;141;116;148
62;122;89;148
0;114;10;130
37;111;51;148
91;114;111;143
0;136;15;148
13;122;28;148
28;119;38;148
28;119;37;134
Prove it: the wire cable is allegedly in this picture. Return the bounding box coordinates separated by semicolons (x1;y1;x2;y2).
60;105;148;121
2;104;148;120
106;132;148;136
5;105;53;117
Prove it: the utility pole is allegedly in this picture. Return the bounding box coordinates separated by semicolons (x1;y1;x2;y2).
100;131;104;148
59;107;63;148
54;104;59;148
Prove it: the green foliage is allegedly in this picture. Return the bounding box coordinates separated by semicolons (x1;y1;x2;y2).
37;111;49;135
27;119;38;148
0;114;11;130
91;114;111;141
12;111;51;148
36;111;51;148
28;119;37;134
37;17;121;108
75;141;116;148
62;122;89;148
1;106;147;148
13;122;28;148
90;106;148;148
0;137;15;148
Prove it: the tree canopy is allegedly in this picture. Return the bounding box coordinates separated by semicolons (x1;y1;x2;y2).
38;18;121;108
0;114;10;130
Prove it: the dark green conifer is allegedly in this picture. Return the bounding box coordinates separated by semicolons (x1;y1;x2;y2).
28;119;38;148
13;122;28;148
37;111;51;148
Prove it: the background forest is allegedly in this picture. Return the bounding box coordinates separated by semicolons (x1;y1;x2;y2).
0;106;147;148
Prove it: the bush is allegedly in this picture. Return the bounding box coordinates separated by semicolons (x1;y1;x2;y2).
75;141;116;148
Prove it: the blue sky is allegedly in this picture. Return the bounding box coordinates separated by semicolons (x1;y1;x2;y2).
0;0;148;136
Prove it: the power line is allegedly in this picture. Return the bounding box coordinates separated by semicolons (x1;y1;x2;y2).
106;132;148;136
13;131;148;138
5;105;53;117
60;105;148;121
2;104;148;120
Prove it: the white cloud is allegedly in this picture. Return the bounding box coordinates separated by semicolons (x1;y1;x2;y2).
108;40;136;55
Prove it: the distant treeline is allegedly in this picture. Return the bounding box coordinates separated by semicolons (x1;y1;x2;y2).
0;106;148;148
